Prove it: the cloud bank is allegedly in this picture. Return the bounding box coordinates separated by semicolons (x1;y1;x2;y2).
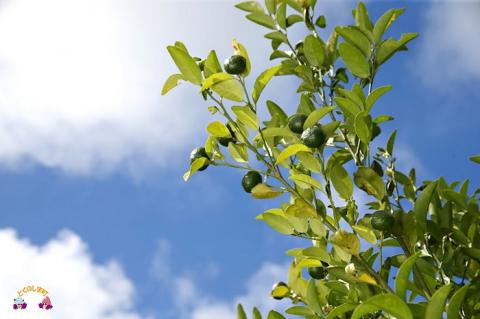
0;228;142;318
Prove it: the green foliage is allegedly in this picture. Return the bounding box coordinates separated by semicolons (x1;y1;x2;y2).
163;1;479;318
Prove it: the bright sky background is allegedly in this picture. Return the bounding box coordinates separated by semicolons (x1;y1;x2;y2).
0;0;479;318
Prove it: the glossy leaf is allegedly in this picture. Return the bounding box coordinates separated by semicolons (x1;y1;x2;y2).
246;12;276;29
286;199;317;218
237;304;247;319
352;225;377;244
332;229;360;256
267;311;285;319
352;294;413;319
253;65;282;103
262;212;293;234
469;155;480;164
366;85;392;111
304;35;325;67
326;303;358;319
373;8;405;43
331;164;353;200
204;50;223;77
276;144;311;164
289;173;323;190
183;158;208;181
446;285;469;319
303;107;335;129
207;121;231;137
395;252;421;300
414;181;437;236
161;74;185;95
339;42;370;78
306;280;322;314
376;33;419;66
228;143;249;163
232;106;259;129
167;45;202;85
425;284;453;319
336;26;371;57
354;167;385;199
354;111;372;143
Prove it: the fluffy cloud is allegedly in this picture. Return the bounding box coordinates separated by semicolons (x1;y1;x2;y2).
416;2;480;87
0;228;141;318
151;240;290;319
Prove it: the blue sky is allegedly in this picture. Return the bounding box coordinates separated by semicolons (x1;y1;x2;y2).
0;0;479;318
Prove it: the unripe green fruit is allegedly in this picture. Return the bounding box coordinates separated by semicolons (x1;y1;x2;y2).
301;125;326;148
371;211;395;231
288;114;308;134
241;171;262;193
189;147;210;171
224;55;247;75
271;281;290;300
308;266;327;280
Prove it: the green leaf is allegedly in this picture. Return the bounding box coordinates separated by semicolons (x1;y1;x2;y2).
253;307;262;319
212;78;244;102
304;35;325;67
376;33;419;66
235;1;264;13
232;106;259;129
303;107;335;129
286;14;304;27
207;121;230;137
332;229;360;256
290;173;323;190
161;74;185;95
352;225;377;244
354;111;372;144
326;303;358;319
267;311;285;319
286;306;314;316
425;284;453;319
395;252;421;300
335;97;362;116
237;304;247;319
387;130;397;155
461;247;480;263
309;219;326;238
331;164;353;200
315;15;326;28
354;167;385;199
201;72;233;91
339;42;370;78
354;2;373;32
469;155;480;164
262;212;293;234
233;40;252;77
297;152;322;173
246;12;276;29
266;100;288;126
373;8;405;43
306;280;322;314
183;158;208;181
335;26;371;57
252;184;283;199
366;85;392;111
276;144;311;164
414;181;437;236
167;45;202;85
204;50;223;77
286;199;317;218
352;294;413;319
265;0;275;14
264;31;288;43
228;142;249;163
261;127;298;138
253;65;282;103
276;1;287;29
447;285;469;319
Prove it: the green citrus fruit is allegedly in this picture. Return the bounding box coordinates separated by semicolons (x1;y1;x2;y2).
288;114;308;134
189;147;210;171
271;281;290;300
308;266;327;280
224;55;247;75
371;211;395;231
301;124;326;148
241;171;262;193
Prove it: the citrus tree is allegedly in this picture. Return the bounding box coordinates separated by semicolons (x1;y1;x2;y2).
162;1;480;318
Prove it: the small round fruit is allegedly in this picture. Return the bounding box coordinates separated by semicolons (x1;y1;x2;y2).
308;266;327;280
371;211;395;231
271;281;290;300
217;137;234;147
189;147;210;171
241;171;262;193
301;125;326;148
288;114;308;134
224;55;247;75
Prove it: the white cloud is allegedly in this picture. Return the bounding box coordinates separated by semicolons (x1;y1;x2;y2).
0;0;353;176
0;228;141;319
416;2;480;87
151;240;290;319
